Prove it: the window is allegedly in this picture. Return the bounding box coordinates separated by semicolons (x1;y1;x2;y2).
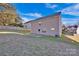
51;28;55;31
38;29;40;32
38;22;42;23
42;30;46;33
38;22;42;26
39;24;41;25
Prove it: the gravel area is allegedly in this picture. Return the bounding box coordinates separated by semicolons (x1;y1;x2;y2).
0;34;79;56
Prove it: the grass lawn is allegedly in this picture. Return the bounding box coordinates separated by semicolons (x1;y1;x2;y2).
0;29;79;46
0;30;79;55
0;30;79;46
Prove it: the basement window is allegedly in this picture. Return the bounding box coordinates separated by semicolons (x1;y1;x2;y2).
39;24;41;25
38;29;40;32
42;30;46;33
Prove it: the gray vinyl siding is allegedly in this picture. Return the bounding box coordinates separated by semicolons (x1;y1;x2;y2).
31;14;62;36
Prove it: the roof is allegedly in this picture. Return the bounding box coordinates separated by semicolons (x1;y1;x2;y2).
24;12;61;24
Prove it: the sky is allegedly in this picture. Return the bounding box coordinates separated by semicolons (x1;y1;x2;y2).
12;3;79;25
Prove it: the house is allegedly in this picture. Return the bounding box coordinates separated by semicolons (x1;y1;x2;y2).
24;12;62;37
77;26;79;34
66;25;78;35
24;21;32;29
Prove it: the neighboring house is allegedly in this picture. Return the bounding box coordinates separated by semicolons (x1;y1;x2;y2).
66;25;78;35
24;12;62;37
77;26;79;34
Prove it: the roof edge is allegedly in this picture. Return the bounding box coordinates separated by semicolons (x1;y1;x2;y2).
24;12;61;24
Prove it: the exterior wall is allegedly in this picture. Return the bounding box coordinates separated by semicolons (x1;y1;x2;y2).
24;23;31;29
77;26;79;34
31;14;62;36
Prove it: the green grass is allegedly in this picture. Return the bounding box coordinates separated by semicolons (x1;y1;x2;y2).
61;34;79;46
0;29;79;47
29;34;79;47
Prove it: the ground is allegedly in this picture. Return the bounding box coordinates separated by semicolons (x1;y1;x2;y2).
0;33;79;56
65;34;79;42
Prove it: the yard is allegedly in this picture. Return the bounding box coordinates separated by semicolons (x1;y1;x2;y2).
0;32;79;56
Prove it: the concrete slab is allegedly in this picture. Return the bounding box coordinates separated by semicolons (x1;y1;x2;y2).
65;34;79;42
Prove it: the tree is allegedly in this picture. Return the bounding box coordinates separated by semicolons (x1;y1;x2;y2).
0;3;22;26
62;24;67;34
